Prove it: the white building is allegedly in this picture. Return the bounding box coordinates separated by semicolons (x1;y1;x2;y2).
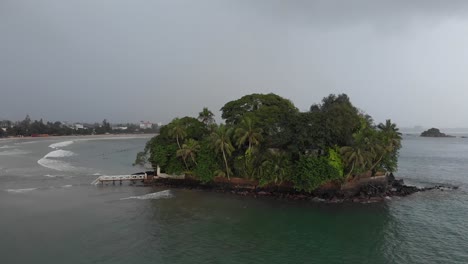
74;123;84;130
140;121;152;129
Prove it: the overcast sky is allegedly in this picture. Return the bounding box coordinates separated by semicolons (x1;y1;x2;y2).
2;0;468;127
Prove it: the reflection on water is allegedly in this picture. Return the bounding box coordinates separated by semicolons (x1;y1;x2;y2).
0;135;467;263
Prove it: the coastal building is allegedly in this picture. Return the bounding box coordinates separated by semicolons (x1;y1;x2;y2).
140;121;153;129
74;123;84;130
112;126;128;131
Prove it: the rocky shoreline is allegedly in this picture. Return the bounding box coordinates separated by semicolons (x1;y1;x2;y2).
148;174;458;203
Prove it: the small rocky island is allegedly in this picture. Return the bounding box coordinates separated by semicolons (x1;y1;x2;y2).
135;93;457;203
420;128;453;137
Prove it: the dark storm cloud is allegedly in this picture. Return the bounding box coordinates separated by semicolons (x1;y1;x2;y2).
2;0;468;128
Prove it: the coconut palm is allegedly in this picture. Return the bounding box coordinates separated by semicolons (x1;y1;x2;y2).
176;139;200;167
198;107;215;125
259;151;291;185
211;124;235;179
168;118;188;168
378;119;402;151
340;144;371;178
168;118;187;150
235;117;263;152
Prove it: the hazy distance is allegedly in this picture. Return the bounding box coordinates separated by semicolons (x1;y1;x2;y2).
2;0;468;128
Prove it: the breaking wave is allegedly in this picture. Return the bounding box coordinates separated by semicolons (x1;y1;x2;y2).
120;190;174;200
37;150;76;171
44;150;75;158
6;188;38;193
49;141;74;149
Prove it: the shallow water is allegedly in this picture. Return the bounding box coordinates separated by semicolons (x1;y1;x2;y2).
0;135;467;263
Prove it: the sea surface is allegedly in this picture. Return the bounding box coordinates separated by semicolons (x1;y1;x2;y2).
0;134;467;264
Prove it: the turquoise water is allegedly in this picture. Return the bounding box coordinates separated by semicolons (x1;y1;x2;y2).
0;135;467;263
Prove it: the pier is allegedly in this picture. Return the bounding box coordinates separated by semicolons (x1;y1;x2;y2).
91;171;155;185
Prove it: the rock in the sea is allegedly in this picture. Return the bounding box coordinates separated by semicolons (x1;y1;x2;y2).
420;128;453;137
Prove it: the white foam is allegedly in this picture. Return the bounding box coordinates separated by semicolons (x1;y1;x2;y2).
92;173;102;176
44;149;75;159
0;149;31;156
0;145;12;149
38;158;76;171
37;150;77;171
14;141;37;145
61;185;72;188
6;188;38;193
49;141;74;149
120;190;174;200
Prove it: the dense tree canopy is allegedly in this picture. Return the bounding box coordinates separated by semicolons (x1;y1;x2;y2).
0;116;158;137
138;93;402;192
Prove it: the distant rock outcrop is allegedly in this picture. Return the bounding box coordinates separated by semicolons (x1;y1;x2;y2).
420;128;453;137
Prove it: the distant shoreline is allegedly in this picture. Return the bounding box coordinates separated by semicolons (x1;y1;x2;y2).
0;133;156;142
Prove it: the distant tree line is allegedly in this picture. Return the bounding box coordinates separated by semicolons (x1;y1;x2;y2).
0;116;159;137
135;93;402;192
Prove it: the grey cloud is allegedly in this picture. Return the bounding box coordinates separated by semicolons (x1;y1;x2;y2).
1;0;468;128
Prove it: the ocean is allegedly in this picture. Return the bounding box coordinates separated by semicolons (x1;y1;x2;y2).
0;134;467;263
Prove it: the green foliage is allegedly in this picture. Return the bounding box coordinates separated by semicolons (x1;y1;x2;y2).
138;93;401;193
258;151;293;186
296;156;342;191
291;155;342;192
235;117;263;151
210;124;235;179
0;116;158;137
310;94;361;147
176;139;201;168
198;107;215;125
327;148;344;177
193;140;221;183
340;118;402;177
221;93;298;140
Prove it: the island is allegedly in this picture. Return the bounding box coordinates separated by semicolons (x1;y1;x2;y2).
134;93;455;203
420;128;453;137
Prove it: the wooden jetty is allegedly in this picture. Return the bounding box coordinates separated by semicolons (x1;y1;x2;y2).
91;171;155;185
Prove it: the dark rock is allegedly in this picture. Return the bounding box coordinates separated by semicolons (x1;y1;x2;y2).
420;128;454;137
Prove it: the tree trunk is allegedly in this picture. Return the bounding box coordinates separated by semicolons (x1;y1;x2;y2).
176;135;188;169
222;149;230;179
347;161;355;179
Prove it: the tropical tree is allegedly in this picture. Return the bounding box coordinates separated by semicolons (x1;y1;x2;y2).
168;118;187;149
167;118;188;168
258;151;292;186
235;117;263;152
340;144;371;178
377;119;402;172
211;124;235;179
378;119;402;150
198;107;215;125
176;139;200;167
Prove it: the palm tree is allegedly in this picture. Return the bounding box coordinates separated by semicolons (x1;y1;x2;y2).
168;118;187;150
377;119;402;151
198;107;215;125
259;151;291;184
168;118;188;168
235;117;263;153
211;124;235;179
340;145;371;178
177;139;200;166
